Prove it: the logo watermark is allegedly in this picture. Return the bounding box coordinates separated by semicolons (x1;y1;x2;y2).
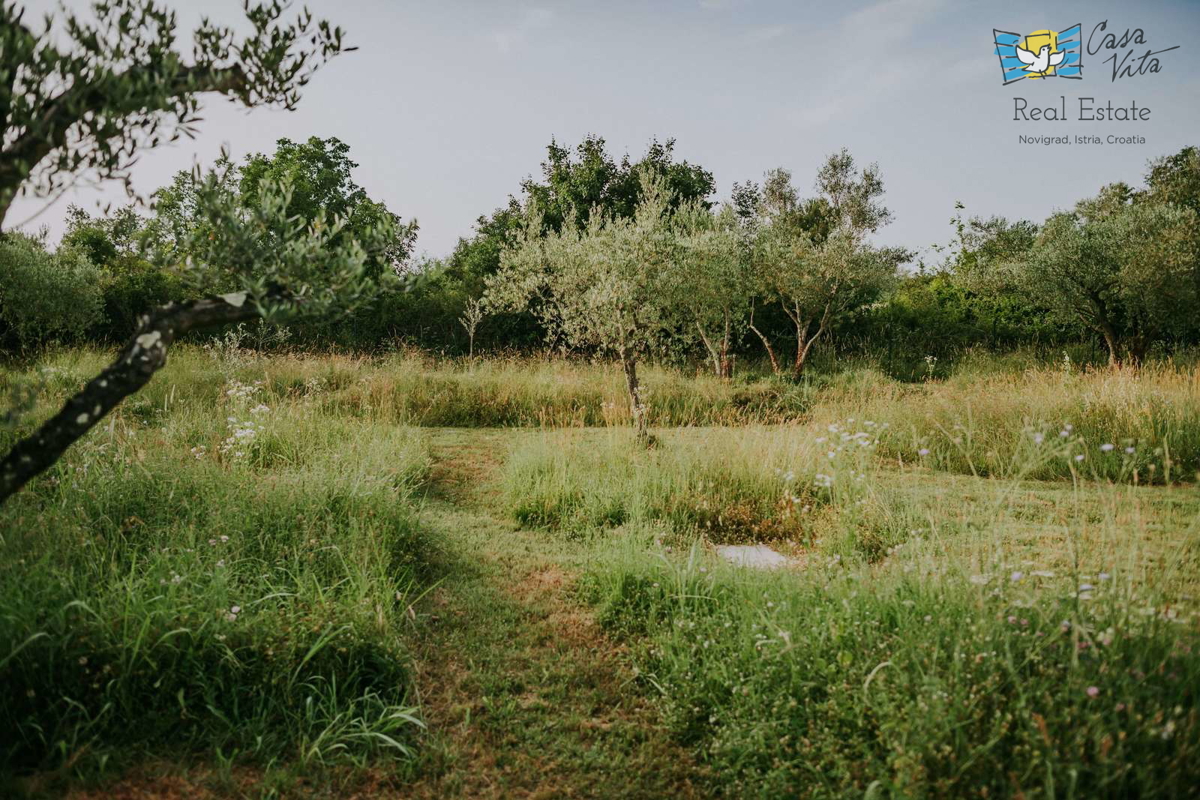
993;24;1083;85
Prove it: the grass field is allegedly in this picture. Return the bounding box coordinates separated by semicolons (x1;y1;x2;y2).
1;346;1197;797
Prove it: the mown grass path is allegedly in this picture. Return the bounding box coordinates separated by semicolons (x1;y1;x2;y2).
403;429;702;798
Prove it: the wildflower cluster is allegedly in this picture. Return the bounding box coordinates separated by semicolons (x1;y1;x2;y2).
224;378;264;402
219;417;265;460
809;419;884;490
1024;422;1161;478
184;377;273;463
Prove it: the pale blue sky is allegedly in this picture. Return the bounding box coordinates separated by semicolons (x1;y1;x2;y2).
10;0;1200;263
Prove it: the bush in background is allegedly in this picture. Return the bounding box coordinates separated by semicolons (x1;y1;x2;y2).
0;233;104;350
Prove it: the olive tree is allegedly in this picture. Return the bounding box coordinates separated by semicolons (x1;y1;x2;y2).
0;163;405;504
0;0;349;228
1019;193;1197;365
755;226;903;378
486;173;678;443
750;151;907;378
459;296;484;359
671;203;749;378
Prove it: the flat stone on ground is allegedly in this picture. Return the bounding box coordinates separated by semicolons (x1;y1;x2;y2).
715;544;791;569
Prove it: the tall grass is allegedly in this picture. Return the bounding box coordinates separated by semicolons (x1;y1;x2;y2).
2;345;818;430
496;375;1200;793
498;426;889;545
585;526;1199;797
0;358;434;780
8;349;1196;487
3;344;1199;793
809;363;1200;484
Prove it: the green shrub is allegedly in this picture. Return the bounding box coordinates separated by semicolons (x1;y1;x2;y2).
0;234;104;350
95;257;189;341
498;427;883;543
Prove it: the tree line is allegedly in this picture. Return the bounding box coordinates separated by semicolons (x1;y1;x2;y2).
4;134;1198;378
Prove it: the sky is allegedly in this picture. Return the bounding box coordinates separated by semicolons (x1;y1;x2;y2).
9;0;1200;265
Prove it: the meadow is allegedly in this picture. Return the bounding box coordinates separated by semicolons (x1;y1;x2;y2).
1;345;1197;798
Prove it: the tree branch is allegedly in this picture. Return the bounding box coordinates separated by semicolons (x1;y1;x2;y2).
0;63;247;226
0;293;267;505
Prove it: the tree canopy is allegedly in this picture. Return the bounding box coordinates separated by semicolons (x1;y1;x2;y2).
487;172;684;440
0;0;350;229
449;135;714;285
1020;193;1197;365
239;136;417;276
745;150;909;377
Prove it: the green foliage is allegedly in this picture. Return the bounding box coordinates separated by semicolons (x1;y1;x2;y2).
672;205;750;377
238;136;418;279
523;135;715;234
95;257;189;341
62;204;191;341
1021;198;1198;364
1145;145;1200;218
0;353;432;775
586;538;1199;797
0;0;349;227
735;151;910;377
438;136;717;354
487;172;689;437
488;172;680;360
155;158;407;325
0;232;104;348
61;205;144;268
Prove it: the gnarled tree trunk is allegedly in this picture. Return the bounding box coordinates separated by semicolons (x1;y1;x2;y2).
787;301;832;381
0;294;265;505
747;300;781;376
620;352;649;446
695;317;734;379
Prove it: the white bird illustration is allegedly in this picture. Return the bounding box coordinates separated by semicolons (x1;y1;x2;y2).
1015;43;1066;74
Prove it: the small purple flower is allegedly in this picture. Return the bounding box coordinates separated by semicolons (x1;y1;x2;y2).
1086;686;1100;698
918;448;930;457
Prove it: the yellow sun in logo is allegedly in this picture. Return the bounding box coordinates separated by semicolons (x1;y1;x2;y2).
1023;29;1059;78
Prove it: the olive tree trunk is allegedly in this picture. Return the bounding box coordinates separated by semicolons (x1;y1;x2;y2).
696;317;734;379
747;300;781;376
785;301;833;381
620;352;649;445
0;294;265;505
